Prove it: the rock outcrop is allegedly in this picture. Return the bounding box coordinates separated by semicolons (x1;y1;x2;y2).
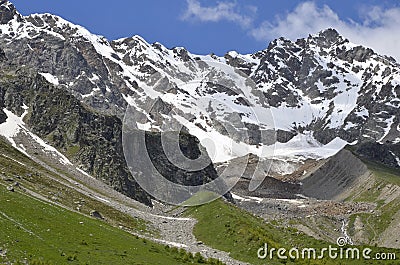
301;149;369;200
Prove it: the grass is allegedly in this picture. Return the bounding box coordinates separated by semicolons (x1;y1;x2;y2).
348;199;400;247
0;120;398;264
0;185;224;265
362;159;400;186
65;144;81;157
0;136;226;264
180;191;220;206
345;157;400;243
0;137;150;235
185;199;400;265
185;199;323;265
338;151;400;247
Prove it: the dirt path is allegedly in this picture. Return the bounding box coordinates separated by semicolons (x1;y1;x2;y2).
14;132;250;265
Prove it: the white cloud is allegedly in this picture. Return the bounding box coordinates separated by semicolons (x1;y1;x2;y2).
250;2;400;61
181;1;400;61
250;2;343;41
181;0;254;28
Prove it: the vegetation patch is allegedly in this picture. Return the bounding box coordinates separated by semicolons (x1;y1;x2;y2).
185;199;400;264
0;185;223;265
0;137;149;234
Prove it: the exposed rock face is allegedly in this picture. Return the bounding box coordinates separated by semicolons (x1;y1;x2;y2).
250;29;399;146
232;176;302;199
90;210;103;219
0;4;399;161
0;47;6;124
0;66;153;204
123;128;230;203
0;0;20;24
301;149;369;200
0;47;6;62
1;1;400;207
143;131;218;186
355;142;400;168
276;129;297;143
0;61;224;205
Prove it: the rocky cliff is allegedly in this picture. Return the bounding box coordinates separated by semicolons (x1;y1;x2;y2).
1;0;399;207
0;1;398;163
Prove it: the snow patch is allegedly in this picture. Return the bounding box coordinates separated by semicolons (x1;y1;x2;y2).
153;239;187;248
159;216;192;221
354;106;369;118
136;122;152;131
231;193;249;201
343;122;357;130
248;196;263;203
94;195;110;203
378;116;395;143
89;73;100;82
276;198;303;204
39;72;59;86
25;130;72;165
0;107;73;165
389;151;400;167
0;108;30;156
269;159;298;175
273;133;350;159
227;51;239;58
76;167;94;178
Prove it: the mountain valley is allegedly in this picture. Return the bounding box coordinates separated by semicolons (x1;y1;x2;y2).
0;1;400;264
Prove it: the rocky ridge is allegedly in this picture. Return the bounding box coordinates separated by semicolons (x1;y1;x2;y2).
0;0;399;206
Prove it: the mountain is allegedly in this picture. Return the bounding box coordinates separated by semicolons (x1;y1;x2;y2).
0;0;399;205
231;147;400;250
2;1;400;263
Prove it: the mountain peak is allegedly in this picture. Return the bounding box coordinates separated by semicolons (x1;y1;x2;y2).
0;0;12;7
311;28;346;47
0;0;21;24
318;28;340;39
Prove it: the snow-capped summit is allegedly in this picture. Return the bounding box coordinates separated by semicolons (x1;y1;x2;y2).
0;2;399;166
0;0;21;24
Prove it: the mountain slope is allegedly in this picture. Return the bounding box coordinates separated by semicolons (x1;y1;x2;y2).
0;61;153;204
0;0;399;166
301;149;370;200
0;0;399;208
1;1;400;263
0;142;224;265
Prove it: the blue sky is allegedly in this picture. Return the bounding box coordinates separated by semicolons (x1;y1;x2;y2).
10;0;400;60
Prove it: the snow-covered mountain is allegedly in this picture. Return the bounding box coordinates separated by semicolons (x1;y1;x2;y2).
0;0;399;169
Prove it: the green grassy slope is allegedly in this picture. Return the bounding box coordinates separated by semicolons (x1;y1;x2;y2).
347;159;400;245
0;137;223;264
0;185;224;265
185;199;400;265
0;136;148;234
